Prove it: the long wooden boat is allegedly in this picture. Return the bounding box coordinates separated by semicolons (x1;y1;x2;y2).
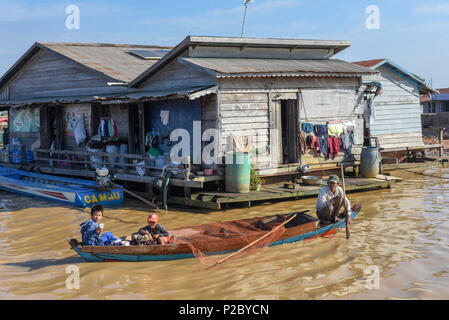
67;204;361;262
0;166;123;207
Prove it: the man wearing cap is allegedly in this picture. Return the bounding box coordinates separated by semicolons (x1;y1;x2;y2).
316;175;351;226
132;213;170;245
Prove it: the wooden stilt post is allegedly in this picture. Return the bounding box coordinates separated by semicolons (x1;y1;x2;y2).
439;128;445;157
340;163;350;239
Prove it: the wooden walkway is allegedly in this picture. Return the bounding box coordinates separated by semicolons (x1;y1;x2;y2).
169;174;402;211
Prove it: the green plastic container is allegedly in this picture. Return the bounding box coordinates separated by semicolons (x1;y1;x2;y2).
225;152;251;193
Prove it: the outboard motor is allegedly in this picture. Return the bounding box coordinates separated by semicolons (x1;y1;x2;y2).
95;167;111;188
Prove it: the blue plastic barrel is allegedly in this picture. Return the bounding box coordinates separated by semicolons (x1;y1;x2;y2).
9;145;17;164
360;146;380;178
225;152;251;193
26;150;34;163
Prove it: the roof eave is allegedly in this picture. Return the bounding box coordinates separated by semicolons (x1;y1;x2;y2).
0;42;42;90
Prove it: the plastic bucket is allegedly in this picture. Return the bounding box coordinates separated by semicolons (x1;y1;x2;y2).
25;150;34;163
225;152;251;193
87;147;103;169
10;145;23;164
105;145;119;169
117;144;128;169
360;146;380;178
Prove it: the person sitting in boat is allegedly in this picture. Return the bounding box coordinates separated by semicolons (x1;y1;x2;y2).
80;204;122;246
316;175;351;226
132;213;170;245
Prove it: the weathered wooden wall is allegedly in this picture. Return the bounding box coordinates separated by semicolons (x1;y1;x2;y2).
218;91;270;166
5;49;126;101
217;77;364;172
137;55;217;91
300;88;364;168
369;65;424;150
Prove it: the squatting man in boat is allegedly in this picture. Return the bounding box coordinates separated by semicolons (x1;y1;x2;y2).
316;175;351;226
131;213;170;245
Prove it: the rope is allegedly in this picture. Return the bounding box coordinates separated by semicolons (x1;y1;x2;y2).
396;168;449;180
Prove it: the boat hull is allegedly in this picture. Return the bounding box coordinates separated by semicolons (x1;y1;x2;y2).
69;209;360;262
0;166;123;207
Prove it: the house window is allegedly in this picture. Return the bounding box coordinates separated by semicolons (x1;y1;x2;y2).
442;101;449;113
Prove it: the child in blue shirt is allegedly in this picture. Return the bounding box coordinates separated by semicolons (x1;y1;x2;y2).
80;204;121;246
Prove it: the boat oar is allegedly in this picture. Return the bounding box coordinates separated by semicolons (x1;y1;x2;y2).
109;181;159;211
205;213;298;270
340;164;350;239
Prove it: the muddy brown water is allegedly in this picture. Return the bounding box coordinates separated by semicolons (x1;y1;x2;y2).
0;168;448;299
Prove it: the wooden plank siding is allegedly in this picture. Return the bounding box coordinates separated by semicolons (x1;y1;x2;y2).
137;56;217;92
218;92;271;167
217;84;365;171
369;65;424;149
6;49;123;101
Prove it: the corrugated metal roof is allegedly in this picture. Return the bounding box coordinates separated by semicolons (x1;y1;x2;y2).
3;85;216;106
129;35;354;87
41;42;172;82
0;42;173;89
180;58;378;77
353;59;386;69
353;58;437;94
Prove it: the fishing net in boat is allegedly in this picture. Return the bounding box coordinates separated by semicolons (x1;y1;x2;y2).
170;213;300;267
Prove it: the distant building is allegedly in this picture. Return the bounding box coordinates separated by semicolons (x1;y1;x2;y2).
421;88;449;113
354;58;437;152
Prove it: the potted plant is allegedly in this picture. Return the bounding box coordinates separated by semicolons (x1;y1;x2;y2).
250;166;265;191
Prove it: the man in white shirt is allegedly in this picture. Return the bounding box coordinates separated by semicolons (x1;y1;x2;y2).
316;175;351;226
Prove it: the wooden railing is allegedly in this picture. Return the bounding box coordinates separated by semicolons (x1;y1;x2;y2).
33;148;168;175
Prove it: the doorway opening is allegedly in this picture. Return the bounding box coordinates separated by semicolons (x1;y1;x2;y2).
280;99;300;164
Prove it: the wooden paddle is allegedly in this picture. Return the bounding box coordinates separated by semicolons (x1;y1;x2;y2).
340;164;350;239
205;213;298;270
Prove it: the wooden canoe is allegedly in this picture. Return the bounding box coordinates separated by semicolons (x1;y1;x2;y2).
67;204;361;262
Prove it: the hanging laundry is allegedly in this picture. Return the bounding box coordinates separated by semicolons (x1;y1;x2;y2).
301;123;314;133
108;119;114;139
317;135;328;157
327;121;344;137
314;124;328;137
343;120;356;133
364;97;376;128
341;129;354;157
160;110;170;126
111;120;118;140
327;137;340;159
307;134;320;155
299;130;307;155
98;119;110;140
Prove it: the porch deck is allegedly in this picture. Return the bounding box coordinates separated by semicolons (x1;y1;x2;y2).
167;174;402;211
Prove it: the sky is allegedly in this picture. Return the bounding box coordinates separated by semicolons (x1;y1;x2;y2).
0;0;448;88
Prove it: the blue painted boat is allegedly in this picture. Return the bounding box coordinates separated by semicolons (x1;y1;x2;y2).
67;204;361;262
0;166;123;207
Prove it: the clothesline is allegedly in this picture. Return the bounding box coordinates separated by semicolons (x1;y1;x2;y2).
299;120;355;160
